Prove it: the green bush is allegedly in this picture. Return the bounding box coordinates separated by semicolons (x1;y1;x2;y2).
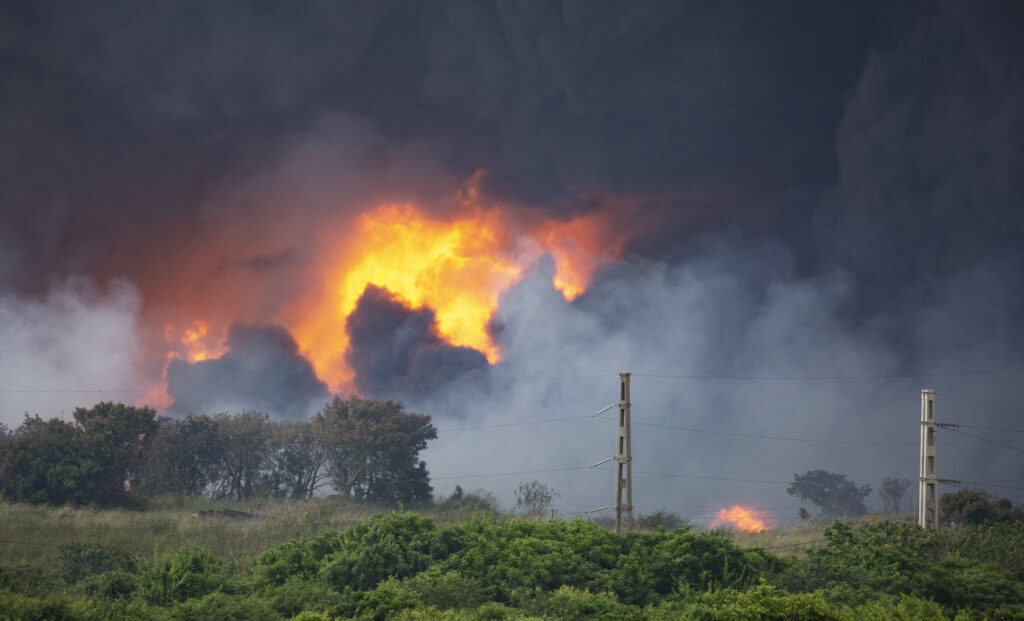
772;520;1024;612
169;591;278;620
57;544;136;585
75;570;138;600
401;568;488;609
517;585;643;620
137;546;226;606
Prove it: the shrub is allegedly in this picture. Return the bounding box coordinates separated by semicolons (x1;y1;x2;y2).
57;544;136;585
170;591;279;620
402;568;488;609
518;585;643;620
137;546;226;606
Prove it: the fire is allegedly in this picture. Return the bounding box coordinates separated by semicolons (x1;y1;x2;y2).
709;506;771;532
149;173;637;397
166;321;226;363
291;199;628;389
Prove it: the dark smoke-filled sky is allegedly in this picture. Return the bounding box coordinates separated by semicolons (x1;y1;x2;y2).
2;0;1023;522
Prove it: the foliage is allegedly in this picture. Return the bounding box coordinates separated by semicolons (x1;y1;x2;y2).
0;403;157;506
941;489;1022;527
314;396;437;504
135;415;222;496
514;480;558;517
210;411;275;500
436;486;498;514
57;544;135;586
1;398;440;508
264;419;330;499
772;520;1024;611
137;546;226;606
787;470;872;518
3;507;1024;619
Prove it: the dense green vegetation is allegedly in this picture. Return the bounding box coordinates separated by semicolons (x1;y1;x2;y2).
2;505;1023;620
3;401;1024;617
0;399;437;507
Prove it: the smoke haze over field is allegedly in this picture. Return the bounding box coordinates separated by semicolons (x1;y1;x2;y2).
2;1;1023;519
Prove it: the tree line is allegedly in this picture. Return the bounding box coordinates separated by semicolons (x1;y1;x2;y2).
0;397;437;506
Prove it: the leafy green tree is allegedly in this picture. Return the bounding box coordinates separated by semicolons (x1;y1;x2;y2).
72;401;159;502
0;402;157;505
0;415;90;504
314;397;437;504
264;419;330;499
135;414;222;496
941;489;1020;526
211;411;274;500
787;470;872;518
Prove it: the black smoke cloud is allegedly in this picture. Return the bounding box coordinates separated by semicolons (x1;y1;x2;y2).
2;0;888;290
166;323;328;420
346;285;489;400
3;1;1024;516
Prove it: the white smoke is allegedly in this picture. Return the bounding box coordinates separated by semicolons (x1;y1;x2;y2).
0;278;145;429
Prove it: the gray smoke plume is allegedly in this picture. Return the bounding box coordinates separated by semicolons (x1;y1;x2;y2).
166;323;328;420
345;284;490;400
2;1;1023;524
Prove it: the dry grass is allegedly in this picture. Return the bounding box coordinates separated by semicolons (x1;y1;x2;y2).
0;497;910;566
0;496;496;567
721;512;916;558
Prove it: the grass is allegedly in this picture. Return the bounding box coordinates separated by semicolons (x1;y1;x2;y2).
0;495;498;567
0;496;908;567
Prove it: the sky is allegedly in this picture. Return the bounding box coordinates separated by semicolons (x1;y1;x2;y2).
2;0;1023;524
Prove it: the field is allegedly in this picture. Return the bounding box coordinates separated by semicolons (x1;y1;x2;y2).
2;497;1024;619
0;495;860;567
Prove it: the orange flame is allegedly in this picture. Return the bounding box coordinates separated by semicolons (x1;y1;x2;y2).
291;205;620;389
709;505;771;532
149;173;637;398
166;320;227;363
290;195;632;390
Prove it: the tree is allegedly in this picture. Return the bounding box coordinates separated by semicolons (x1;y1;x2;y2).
514;480;558;517
787;470;872;518
211;411;274;500
0;415;89;504
879;477;912;513
136;415;223;496
0;403;157;505
264;420;330;499
314;397;437;504
941;490;1021;526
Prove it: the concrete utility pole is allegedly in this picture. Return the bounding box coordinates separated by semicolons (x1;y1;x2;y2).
615;372;633;534
918;389;938;528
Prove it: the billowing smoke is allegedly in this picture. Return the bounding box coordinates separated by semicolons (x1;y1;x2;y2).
166;323;328;420
2;1;1023;521
346;285;490;400
0;279;145;428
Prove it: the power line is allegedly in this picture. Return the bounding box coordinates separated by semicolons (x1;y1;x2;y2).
941;427;1024;455
431;466;594;481
632;421;917;445
953;480;1024;492
634;470;791;485
437;416;593;432
632;368;1024;381
953;424;1024;434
